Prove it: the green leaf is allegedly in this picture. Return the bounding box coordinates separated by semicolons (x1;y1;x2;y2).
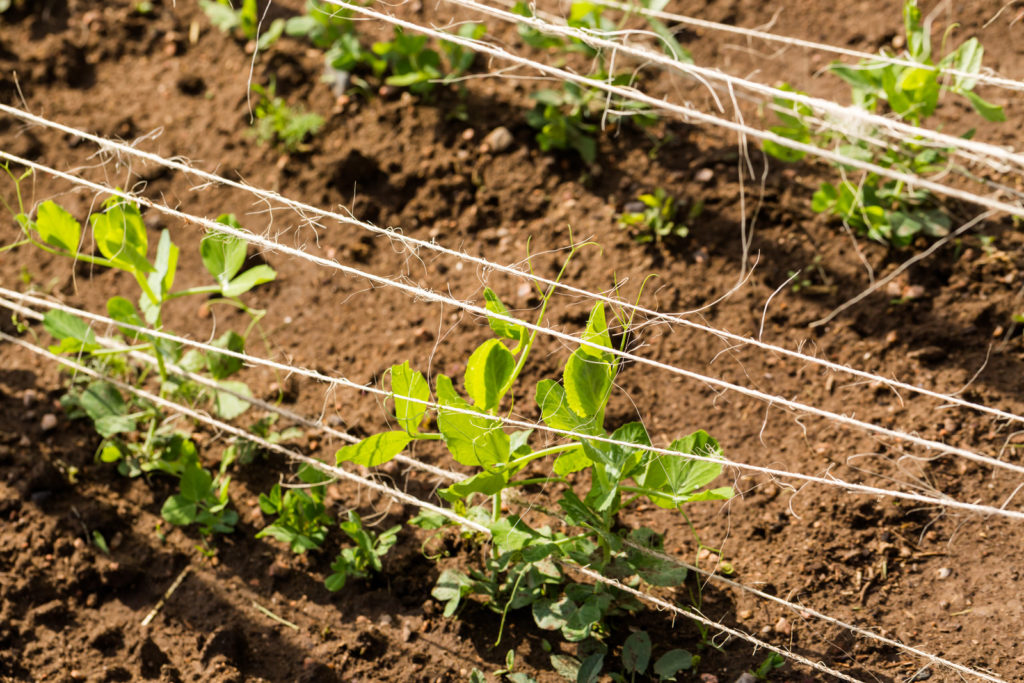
147;229;179;300
483;287;525;341
636;430;727;508
432;569;473;617
180;462;213;502
107;296;146;339
224;264;277;298
653;649;693;679
552;446;590;475
215;380;252;420
77;381;127;424
948;37;983;90
43;310;99;353
963;90;1005;122
621;631;651;674
441;469;507;501
550;654;581;680
200;219;247;286
533;596;574;630
200;0;240;31
335;431;412;467
391;361;430;435
35;200;80;253
206;331;245;380
161;494;196;525
90;198;152;274
579;302;613;358
577;653;604;683
436;375;509;467
563;347;613;420
536;379;599;435
464;338;515;411
93;414;138;438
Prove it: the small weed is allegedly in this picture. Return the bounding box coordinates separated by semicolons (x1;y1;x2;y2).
618;188;693;244
256;464;334;553
200;0;285;50
325;511;401;591
250;79;324;152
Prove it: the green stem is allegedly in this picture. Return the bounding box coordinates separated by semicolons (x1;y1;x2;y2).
494;567;526;647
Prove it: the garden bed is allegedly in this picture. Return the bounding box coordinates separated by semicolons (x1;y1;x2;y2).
2;1;1024;681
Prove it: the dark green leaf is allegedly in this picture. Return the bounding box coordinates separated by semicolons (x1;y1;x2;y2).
180;462;213;502
206;330;245;380
43;310;99;353
963;90;1005;122
576;653;604;683
161;494;196;525
653;649;693;679
533;596;574;630
621;631;652;674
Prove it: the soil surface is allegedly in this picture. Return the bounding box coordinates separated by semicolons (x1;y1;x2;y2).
2;1;1024;682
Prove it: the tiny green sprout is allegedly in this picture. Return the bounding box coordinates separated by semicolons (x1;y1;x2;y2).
92;530;111;555
250;79;325;152
618;188;688;244
134;1;153;15
256;465;334;553
324;511;400;591
752;652;786;680
160;459;238;537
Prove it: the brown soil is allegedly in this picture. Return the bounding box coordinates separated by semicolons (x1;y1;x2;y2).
2;1;1024;682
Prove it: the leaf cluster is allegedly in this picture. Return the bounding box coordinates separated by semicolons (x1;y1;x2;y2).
250;79;325;153
256;464;335;553
763;0;1005;247
325;511;401;591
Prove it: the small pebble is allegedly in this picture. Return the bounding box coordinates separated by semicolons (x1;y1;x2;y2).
40;414;58;432
936;567;952;580
738;609;752;620
481;126;514;154
694;168;714;183
733;674;757;683
699;674;718;683
22;389;38;407
461;128;475;141
774;616;792;636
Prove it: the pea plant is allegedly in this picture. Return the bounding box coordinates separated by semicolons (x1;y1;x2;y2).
250;78;325;152
764;0;1005;247
514;0;686;162
3;167;276;543
334;244;732;675
618;188;702;244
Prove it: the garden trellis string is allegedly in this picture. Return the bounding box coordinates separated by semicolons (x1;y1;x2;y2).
3;106;1024;430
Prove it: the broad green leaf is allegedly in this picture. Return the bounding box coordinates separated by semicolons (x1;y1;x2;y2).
579;302;613;358
35;200;80;254
763;135;807;163
549;655;581;680
489;515;536;553
577;653;604;683
552;445;589;475
464;338;515;411
43;310;99;353
653;650;693;678
391;361;430;435
646;15;690;64
432;568;473;617
200;218;247;285
948;37;983;90
336;431;412;467
180;462;213;502
107;296;146;340
206;331;245;380
78;381;127;423
563;347;613;420
215;380;252;420
897;66;933;93
621;631;652;674
147;229;179;300
532;596;574;630
963;90;1005;122
509;429;532;454
161;494;196;525
436;374;509;467
606;421;651;479
536;379;599;435
441;469;506;500
637;430;727;508
483;287;525;341
93;414;138;438
224;264;277;298
90;199;152;274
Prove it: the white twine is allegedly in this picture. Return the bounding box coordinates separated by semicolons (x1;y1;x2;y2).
3;106;1023;428
443;0;1024;172
3;290;1024;521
